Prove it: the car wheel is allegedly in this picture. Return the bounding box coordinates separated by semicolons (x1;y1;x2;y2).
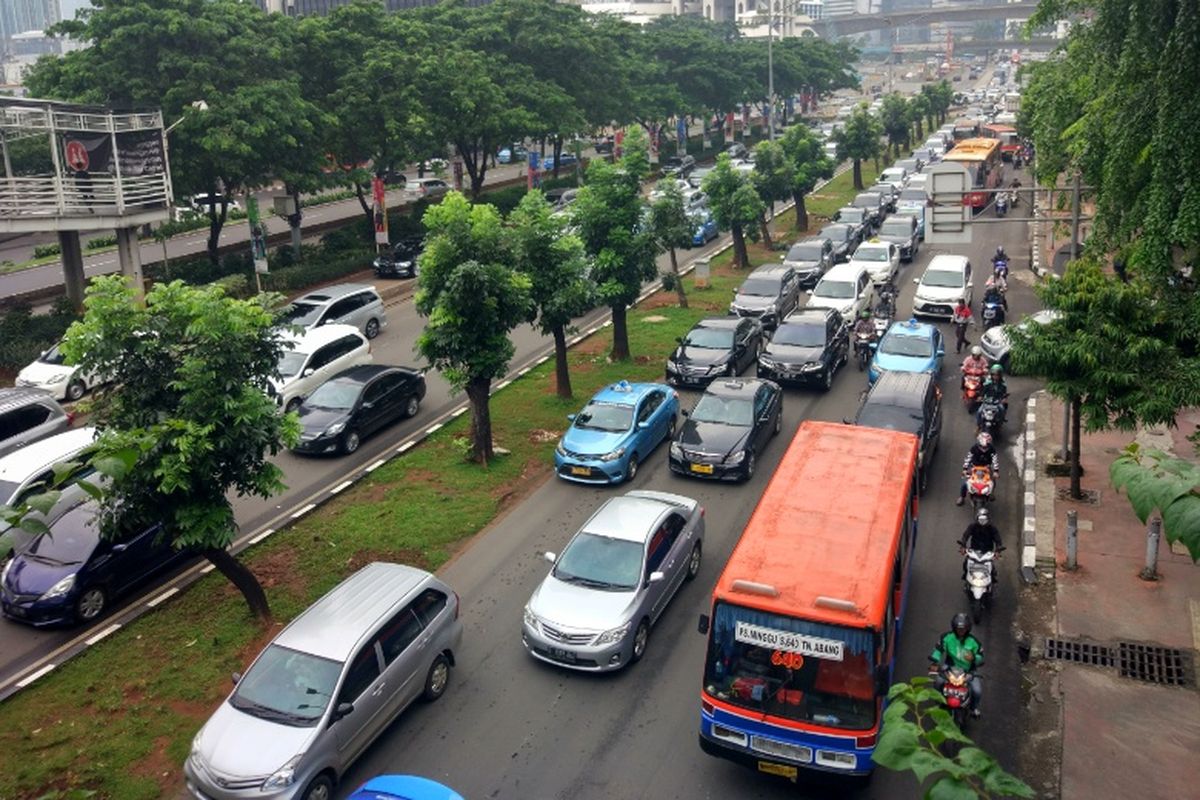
364;318;380;339
625;455;639;482
821;365;834;392
285;397;303;414
919;464;929;495
686;537;700;582
404;394;421;418
299;774;334;800
773;411;782;436
66;380;86;402
422;654;451;702
631;618;650;663
341;430;360;455
667;415;677;439
743;450;756;481
75;586;107;623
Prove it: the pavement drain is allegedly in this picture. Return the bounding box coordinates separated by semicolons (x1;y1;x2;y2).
1043;638;1114;667
1040;637;1196;688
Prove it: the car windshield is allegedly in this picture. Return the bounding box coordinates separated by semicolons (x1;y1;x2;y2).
38;343;68;365
814;279;854;299
303;379;361;411
922;269;965;288
702;602;878;729
280;301;323;328
880;333;934;358
857;404;923;435
574;402;634;432
772;322;826;347
898;189;926;203
854;248;889;262
276;350;309;380
839;209;865;221
883;171;904;182
0;479;22;506
554;532;643;590
690;395;754;426
664;158;683;168
853;195;879;208
821;226;849;242
738;279;780;298
684;327;735;349
24;503;99;565
786;244;824;261
230;644;342;727
879;221;913;237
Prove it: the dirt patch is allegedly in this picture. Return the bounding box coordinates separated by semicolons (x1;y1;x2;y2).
573;334;609;357
250;545;299;590
639;291;680;311
528;428;560;444
344;546;427;572
491;458;553;518
129;735;181;798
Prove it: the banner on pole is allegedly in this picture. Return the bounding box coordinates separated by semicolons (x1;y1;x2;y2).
371;176;388;246
246;196;269;275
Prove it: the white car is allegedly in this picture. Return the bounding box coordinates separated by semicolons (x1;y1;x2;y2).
912;254;974;319
15;342;106;402
880;167;909;191
270;324;372;413
848;240;900;286
981;309;1062;366
649;178;692;202
807;262;876;321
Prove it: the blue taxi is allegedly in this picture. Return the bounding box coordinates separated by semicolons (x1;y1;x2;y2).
869;318;944;384
554;381;679;484
348;775;463;800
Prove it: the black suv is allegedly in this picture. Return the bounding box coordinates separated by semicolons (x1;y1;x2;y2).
662;154;696;178
373;237;423;279
729;264;800;330
757;307;848;391
852;371;942;493
819;223;860;263
666;317;764;387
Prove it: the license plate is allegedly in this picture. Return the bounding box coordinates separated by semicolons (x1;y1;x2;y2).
757;761;798;780
569;466;591;477
690;463;714;474
550;647;576;662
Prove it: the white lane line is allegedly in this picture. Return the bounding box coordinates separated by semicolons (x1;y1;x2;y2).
366;459;386;472
15;663;56;689
426;423;443;435
249;528;275;544
331;481;353;495
496;380;511;390
517;367;530;376
452;407;467;417
147;587;180;608
1024;491;1035;507
292;503;316;518
85;623;121;646
601;320;612;328
397;441;415;453
537;356;549;365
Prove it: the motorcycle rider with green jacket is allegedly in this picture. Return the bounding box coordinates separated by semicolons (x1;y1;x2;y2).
928;612;985;717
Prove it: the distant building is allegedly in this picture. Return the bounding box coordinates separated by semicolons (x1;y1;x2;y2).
575;0;703;25
256;0;489;13
1;0;59;58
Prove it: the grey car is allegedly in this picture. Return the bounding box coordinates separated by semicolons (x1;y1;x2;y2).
833;205;873;241
819;223;859;263
876;213;921;262
522;490;705;672
0;388;71;460
280;283;388;340
729;263;801;330
780;237;834;288
851;192;887;228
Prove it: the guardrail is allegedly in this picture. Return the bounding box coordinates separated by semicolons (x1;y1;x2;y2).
0;173;171;219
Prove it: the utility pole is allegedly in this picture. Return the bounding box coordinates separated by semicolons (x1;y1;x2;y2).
767;6;775;142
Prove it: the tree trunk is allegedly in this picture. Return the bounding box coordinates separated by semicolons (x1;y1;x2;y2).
759;212;773;249
205;547;271;622
1070;395;1083;499
464;376;494;464
915;118;924;139
610;303;631;361
668;246;688;308
286;183;303;258
206;205;228;267
793;191;809;232
552;136;563;180
852;159;864;190
354;182;374;230
732;223;749;269
552;325;572;399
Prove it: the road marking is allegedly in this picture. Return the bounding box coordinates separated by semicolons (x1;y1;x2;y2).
15;663;55;689
397;441;416;454
331;480;353;494
452;407;467;418
249;527;275;544
292;503;316;518
495;380;511;390
426;423;443;435
366;459;386;472
517;367;530;376
1190;599;1200;652
200;563;215;574
537;356;549;365
147;587;180;607
1024;491;1035;507
85;624;121;646
601;320;612;328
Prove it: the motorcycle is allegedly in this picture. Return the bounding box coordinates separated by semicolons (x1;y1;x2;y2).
977;399;1005;439
980;299;1005;329
964;548;999;623
965;465;995;511
995;191;1009;217
962;371;985;411
855;331;875;371
935;665;976;729
992;258;1009;281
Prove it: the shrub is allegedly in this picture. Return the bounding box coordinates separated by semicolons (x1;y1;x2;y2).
33;244;62;259
85;235;117;251
260;248;373;293
0;302;78;374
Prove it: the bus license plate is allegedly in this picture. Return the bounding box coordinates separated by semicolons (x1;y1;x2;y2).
690;463;714;474
570;466;591;477
757;761;798;781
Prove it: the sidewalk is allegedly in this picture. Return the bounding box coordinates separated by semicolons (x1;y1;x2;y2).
1025;393;1200;799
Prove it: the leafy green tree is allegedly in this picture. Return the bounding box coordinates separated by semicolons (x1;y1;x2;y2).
874;678;1035;799
508;191;594;399
749;141;793;248
703;154;765;270
922;80;954;126
908;93;932;141
54;276;298;620
834;106;884;190
572;128;657;361
647;181;694;309
879;92;912;157
777;124;835;232
1111;444;1200;562
415;193;532;463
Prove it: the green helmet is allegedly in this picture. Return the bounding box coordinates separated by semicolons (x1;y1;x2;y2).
860;310;871;319
990;364;1003;374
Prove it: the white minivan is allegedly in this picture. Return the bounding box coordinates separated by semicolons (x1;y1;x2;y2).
271;325;372;413
912;254;974;319
807;262;876;321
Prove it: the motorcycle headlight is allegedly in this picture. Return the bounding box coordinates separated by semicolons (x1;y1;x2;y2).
726;450;746;466
599;447;626;463
594;621;631;645
261;754;304;791
324;421;346;436
40;574;76;601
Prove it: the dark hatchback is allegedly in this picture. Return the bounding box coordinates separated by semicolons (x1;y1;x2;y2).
1;486;192;627
291;365;426;456
665;317;764;388
669;378;782;482
852;370;942;493
373;237;424;279
756;307;849;390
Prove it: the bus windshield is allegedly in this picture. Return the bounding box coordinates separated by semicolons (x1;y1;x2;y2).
703;601;877;730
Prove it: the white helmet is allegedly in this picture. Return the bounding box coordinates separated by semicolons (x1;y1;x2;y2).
977;508;990;524
971;346;983;357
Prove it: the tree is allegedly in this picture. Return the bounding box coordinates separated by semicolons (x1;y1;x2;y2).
908;93;932;141
508;191;594;399
703;154;765;270
1111;444;1200;562
879;92;912;157
54;276;299;621
749;141;793;248
415;193;532;463
873;678;1035;799
834;106;884;190
572;128;658;361
921;80;954;125
777;124;835;233
647;181;694;308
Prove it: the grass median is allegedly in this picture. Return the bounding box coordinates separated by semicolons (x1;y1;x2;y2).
0;166;871;799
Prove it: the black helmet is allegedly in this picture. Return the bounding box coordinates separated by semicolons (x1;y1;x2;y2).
995;246;1006;258
951;612;972;637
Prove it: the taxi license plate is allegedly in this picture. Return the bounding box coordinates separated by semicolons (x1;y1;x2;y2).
570;466;591;477
757;761;798;780
690;463;714;475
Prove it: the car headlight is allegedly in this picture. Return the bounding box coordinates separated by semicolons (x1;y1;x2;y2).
46;373;68;384
670;441;683;458
802;362;823;371
705;361;728;374
599;447;626;462
726;450;746;466
594;621;631;645
1;558;13;586
40;574;75;600
261;754;304;791
555;442;567;457
523;605;540;630
324;421;346;436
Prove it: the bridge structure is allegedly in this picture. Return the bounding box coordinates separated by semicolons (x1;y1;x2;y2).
812;2;1039;38
889;37;1061;53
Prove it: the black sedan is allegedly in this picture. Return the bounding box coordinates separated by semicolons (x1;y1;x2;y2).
665;317;764;388
669;378;782;482
755;307;849;390
819;223;859;263
291;365;426;456
373;237;423;279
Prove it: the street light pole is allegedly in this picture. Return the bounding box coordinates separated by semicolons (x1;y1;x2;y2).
767;17;775;142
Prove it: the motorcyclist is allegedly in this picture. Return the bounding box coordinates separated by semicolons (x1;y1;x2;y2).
929;613;985;717
980;281;1008;326
957;432;999;506
991;246;1009;279
959;507;1004;578
951;298;974;354
979;364;1009;422
853;309;877;340
961;346;989;389
876;277;898;317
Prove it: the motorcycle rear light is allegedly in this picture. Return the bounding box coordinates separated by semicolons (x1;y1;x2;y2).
700;506;705;518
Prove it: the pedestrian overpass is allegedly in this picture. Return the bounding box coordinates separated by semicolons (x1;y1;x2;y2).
813;1;1040;38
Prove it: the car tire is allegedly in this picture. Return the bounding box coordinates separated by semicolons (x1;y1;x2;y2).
919;465;929;495
364;318;381;340
66;380;86;402
631;618;650;663
743;450;756;481
299;774;334;800
341;430;360;455
285;397;303;414
773;411;782;436
404;395;421;418
821;365;834;392
625;455;639;482
75;586;107;623
422;654;451;702
685;541;703;581
667;415;677;439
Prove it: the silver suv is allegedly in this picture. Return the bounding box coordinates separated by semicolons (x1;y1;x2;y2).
185;563;463;800
0;388;71;459
280;283;387;340
523;490;704;672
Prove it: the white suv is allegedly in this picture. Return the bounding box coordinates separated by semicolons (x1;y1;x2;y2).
912;255;974;319
271;325;372;412
848;240;900;286
807;262;876;321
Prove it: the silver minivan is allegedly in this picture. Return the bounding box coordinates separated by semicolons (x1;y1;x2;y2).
184;563;463;800
280;283;387;340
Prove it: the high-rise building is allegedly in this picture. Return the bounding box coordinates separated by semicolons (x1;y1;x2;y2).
1;0;58;58
256;0;490;13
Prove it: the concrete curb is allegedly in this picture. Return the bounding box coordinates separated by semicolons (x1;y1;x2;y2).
1022;389;1059;585
1021;393;1040;584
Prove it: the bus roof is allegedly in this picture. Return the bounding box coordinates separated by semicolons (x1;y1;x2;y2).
982;123;1016;133
712;421;918;631
942;137;1000;163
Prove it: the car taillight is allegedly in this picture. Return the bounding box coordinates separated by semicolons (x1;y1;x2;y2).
856;731;878;748
65;411;76;424
700;506;705;518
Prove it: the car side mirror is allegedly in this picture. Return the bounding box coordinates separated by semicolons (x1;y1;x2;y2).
966;281;974;288
648;571;665;585
332;702;354;723
361;401;374;410
842;417;852;425
638;421;650;430
302;368;314;378
231;672;242;686
566;413;576;422
806;289;813;295
681;409;690;418
937;348;945;357
544;551;557;564
697;614;710;635
779;254;786;260
912;278;920;285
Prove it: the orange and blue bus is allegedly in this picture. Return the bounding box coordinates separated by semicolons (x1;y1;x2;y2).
941;137;1003;210
697;421;919;780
